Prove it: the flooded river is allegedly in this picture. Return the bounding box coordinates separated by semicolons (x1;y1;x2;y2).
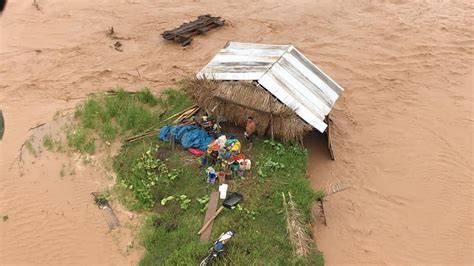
1;0;472;265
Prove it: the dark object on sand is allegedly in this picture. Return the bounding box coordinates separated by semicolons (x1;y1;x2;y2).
0;109;4;140
0;0;6;14
198;192;242;235
91;192;120;230
161;15;225;46
113;41;123;52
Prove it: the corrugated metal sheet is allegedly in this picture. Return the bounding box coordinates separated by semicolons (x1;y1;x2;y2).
197;42;344;133
197;42;290;80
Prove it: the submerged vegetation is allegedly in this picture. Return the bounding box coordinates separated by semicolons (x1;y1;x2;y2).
65;87;323;265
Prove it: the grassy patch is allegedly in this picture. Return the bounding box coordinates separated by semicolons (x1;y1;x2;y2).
42;134;55;151
114;143;180;210
68;87;323;264
66;129;96;154
42;134;63;152
157;88;193;115
114;138;323;265
69;87;191;154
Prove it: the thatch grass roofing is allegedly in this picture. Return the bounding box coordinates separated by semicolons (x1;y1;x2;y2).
184;79;313;142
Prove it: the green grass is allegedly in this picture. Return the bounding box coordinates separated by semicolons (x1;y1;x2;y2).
67;87;323;264
157;88;193;115
42;134;64;152
68;87;192;154
66;129;96;154
40;133;63;152
113;138;324;265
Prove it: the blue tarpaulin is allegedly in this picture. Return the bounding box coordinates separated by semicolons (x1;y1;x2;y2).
159;125;213;151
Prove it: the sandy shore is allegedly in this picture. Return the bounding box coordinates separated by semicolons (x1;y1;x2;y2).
1;0;473;265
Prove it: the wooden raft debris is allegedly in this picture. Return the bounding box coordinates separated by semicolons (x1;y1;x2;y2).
161;15;225;46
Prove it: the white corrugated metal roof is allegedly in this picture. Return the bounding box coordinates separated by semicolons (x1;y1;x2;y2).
197;42;290;80
197;42;344;133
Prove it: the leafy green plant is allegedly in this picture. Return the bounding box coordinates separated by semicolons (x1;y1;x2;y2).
160;194;192;210
160;195;175;206
196;195;209;213
178;194;192;210
233;204;258;220
118;145;179;209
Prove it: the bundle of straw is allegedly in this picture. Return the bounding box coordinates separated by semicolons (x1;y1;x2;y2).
184;78;313;142
282;192;311;257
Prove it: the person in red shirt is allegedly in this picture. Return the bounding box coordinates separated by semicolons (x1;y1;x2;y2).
244;116;256;150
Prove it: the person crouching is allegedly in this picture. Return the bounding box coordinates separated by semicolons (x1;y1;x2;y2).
244;116;256;150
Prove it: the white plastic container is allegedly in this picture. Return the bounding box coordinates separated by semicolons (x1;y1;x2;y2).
219;184;228;200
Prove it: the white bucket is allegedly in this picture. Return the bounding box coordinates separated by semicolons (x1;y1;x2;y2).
219;184;228;200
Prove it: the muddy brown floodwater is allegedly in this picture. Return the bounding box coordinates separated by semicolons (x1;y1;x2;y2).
1;0;473;265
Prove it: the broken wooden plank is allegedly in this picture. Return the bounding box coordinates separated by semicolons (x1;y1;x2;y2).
173;106;200;124
0;109;4;140
162;15;225;46
200;191;219;242
326;114;335;160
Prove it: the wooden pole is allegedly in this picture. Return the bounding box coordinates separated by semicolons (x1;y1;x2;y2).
269;94;274;141
198;206;224;234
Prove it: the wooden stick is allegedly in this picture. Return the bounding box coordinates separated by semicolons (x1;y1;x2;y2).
125;129;159;142
161;105;197;124
28;122;46;131
198;206;224;234
126;131;159;143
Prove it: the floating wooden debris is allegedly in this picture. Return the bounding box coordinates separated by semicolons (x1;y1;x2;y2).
161;15;225;46
91;192;120;230
113;41;123;52
325;114;335;160
326;179;350;196
311;199;327;226
0;109;4;140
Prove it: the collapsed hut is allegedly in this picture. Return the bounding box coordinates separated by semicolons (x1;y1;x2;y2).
185;42;344;144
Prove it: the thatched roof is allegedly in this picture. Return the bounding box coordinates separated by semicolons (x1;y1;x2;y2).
184;79;313;142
